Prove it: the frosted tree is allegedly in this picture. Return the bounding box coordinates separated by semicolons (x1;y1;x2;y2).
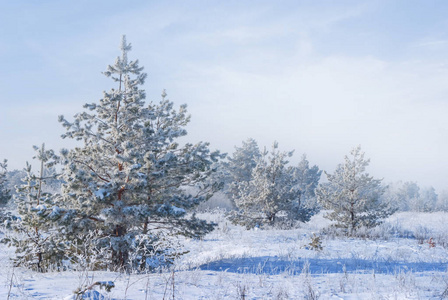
0;159;11;209
53;36;223;270
380;181;403;212
222;138;261;204
397;181;420;211
287;155;322;221
436;190;448;211
227;138;261;183
381;181;438;212
3;144;64;272
229;142;304;228
316;146;392;234
6;169;26;202
416;186;437;212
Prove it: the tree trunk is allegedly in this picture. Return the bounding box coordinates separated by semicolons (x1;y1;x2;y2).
139;219;149;271
267;212;276;225
111;224;128;270
350;204;355;236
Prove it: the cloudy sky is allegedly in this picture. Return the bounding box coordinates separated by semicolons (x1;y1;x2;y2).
1;0;448;190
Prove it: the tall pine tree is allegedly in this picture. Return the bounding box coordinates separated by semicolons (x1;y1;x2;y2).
52;36;223;270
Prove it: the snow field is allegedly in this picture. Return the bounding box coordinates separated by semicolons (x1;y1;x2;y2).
2;211;448;299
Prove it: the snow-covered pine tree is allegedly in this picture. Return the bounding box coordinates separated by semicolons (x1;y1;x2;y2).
287;155;322;222
416;186;437;212
222;138;261;204
227;138;261;183
5;169;26;203
436;190;448;211
316;146;393;235
229;142;302;228
54;36;223;271
397;181;420;211
0;159;11;208
379;182;400;213
4;144;64;272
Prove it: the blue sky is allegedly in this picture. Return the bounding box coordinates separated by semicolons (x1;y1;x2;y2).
2;0;448;190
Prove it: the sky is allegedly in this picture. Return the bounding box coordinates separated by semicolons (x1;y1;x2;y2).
1;0;448;191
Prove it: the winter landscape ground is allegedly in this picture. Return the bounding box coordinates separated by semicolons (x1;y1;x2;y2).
1;210;448;299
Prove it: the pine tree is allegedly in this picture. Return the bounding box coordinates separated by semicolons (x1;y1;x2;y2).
229;142;302;228
4;144;64;272
436;190;448;211
287;155;322;222
53;36;223;270
222;138;261;204
417;186;437;212
5;169;26;202
316;146;392;234
0;159;11;208
398;181;420;211
227;138;261;183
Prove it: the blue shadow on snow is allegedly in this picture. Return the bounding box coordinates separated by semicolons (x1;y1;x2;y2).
198;256;448;275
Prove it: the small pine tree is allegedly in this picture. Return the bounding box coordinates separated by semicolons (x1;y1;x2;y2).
416;186;437;212
5;169;27;203
435;190;448;211
398;181;420;211
229;142;306;228
53;36;223;271
0;159;11;209
316;146;393;235
287;155;322;222
4;144;64;272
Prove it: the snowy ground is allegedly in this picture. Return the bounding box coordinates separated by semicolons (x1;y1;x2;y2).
2;211;448;299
